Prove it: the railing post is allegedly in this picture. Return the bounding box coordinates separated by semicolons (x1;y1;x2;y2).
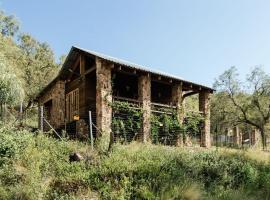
39;106;44;132
89;111;94;150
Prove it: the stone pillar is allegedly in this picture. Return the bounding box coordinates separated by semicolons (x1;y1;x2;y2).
96;58;112;150
233;126;241;147
199;91;211;148
172;83;184;147
138;74;151;143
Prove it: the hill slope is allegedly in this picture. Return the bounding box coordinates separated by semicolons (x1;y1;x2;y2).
0;127;270;200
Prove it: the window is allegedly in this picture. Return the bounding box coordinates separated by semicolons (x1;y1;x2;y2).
66;89;79;122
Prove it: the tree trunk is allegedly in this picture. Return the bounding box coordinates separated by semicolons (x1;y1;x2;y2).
260;128;267;151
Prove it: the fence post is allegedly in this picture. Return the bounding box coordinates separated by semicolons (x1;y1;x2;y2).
40;106;44;132
89;111;94;150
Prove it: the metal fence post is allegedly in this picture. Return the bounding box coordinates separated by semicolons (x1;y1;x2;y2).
89;111;94;150
40;106;44;132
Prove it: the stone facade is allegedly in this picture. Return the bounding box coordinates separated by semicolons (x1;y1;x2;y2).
172;83;184;146
38;80;65;129
96;58;113;147
37;48;214;148
199;91;211;148
138;75;151;143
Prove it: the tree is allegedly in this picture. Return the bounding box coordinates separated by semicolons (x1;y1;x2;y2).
18;34;59;109
0;52;24;106
0;11;19;37
214;66;270;150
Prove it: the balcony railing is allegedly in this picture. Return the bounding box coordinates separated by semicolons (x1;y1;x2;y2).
151;102;176;114
112;96;142;108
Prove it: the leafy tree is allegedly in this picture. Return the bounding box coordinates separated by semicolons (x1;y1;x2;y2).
0;11;19;37
211;92;238;136
18;34;59;108
0;52;24;106
214;66;270;150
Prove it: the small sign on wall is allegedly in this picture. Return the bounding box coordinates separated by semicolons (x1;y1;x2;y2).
74;115;80;121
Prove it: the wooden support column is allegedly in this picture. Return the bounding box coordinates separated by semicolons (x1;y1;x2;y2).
172;83;184;147
138;74;151;143
96;58;113;150
38;105;44;132
199;91;211;148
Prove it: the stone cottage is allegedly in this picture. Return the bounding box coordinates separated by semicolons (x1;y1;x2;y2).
37;46;214;147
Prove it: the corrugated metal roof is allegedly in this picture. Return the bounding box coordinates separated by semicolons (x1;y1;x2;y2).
37;46;214;98
73;46;213;91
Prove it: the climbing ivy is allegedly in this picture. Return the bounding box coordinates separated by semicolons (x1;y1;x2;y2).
151;110;204;145
111;101;143;143
109;97;204;145
151;110;182;145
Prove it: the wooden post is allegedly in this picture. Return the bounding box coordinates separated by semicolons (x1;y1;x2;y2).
199;91;211;148
172;83;184;147
20;101;23;124
40;106;44;132
89;111;94;150
138;74;151;143
96;58;113;151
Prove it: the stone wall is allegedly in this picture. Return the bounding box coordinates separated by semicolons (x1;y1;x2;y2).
171;83;184;146
199;91;211;148
138;74;151;143
38;80;65;129
96;58;113;149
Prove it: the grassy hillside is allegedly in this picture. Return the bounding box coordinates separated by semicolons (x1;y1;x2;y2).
1;126;270;200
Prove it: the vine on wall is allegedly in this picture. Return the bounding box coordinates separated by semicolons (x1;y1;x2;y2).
111;101;143;143
109;98;204;145
151;110;181;145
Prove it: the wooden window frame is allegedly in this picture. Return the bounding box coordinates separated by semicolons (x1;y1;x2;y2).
66;88;79;122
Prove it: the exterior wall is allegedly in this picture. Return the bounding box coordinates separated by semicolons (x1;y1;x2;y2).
96;58;113;147
172;83;184;146
38;80;65;129
199;91;211;148
138;74;151;143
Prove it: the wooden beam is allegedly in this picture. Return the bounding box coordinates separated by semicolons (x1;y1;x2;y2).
183;91;198;99
85;66;96;75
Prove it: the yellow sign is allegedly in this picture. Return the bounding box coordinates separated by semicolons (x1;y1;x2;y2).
74;115;80;121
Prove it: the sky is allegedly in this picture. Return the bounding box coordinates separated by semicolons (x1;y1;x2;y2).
1;0;270;87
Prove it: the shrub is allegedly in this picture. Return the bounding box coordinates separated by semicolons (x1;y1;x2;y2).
0;127;270;199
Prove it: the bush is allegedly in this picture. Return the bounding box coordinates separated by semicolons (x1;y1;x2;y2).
0;127;270;199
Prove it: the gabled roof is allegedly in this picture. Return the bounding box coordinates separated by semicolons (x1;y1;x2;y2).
37;46;214;98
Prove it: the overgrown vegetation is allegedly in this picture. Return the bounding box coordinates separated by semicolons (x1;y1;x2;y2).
1;127;270;200
111;101;143;143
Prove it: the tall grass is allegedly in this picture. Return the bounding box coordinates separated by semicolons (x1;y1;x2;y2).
0;126;270;199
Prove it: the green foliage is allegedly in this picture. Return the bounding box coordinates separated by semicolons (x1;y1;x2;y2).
0;52;24;105
214;66;270;149
151;110;203;144
1;127;270;199
151;111;181;144
111;101;143;143
0;11;19;37
18;33;59;103
184;112;204;137
0;9;60;110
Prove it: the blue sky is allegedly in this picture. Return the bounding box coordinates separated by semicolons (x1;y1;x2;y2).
1;0;270;87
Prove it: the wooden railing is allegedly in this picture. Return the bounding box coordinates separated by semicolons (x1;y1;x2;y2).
112;96;142;108
151;102;176;114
